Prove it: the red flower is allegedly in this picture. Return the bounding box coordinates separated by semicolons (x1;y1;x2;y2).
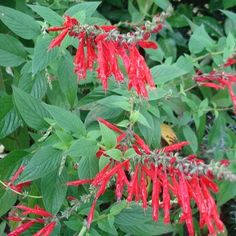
224;57;236;67
8;221;35;236
194;71;236;112
161;141;189;153
5;166;31;193
67;179;92;186
48;17;158;97
16;205;53;217
33;222;56;236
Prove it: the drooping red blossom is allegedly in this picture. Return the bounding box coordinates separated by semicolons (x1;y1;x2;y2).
194;71;236;112
16;205;53;217
67;118;225;235
33;222;56;236
67;179;92;186
160;141;189;153
220;159;230;167
5;166;31;193
224;57;236;67
48;16;160;97
8;205;54;236
8;221;36;236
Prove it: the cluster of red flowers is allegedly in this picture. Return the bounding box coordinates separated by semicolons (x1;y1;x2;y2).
67;118;225;236
48;16;162;97
194;70;236;111
5;166;31;193
8;205;56;236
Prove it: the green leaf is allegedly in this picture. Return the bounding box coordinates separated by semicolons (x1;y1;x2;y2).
17;146;63;183
115;204;174;236
41;169;67;214
57;52;77;107
153;0;171;10
0;150;27;180
65;1;101;17
183;126;198;153
98;95;130;111
44;104;86;137
77;140;99;179
0;6;41;39
0;109;22;139
151;64;186;84
148;88;170;101
28;4;63;25
105;149;123;161
32;36;59;75
0;221;6;235
189;25;215;53
99;155;110;171
98;217;118;236
223;0;236;9
31;72;48;99
110;201;127;216
0;190;17;217
137;110;154;145
0;34;27;67
217;182;236;206
221;10;236;23
99;123;117;149
0;95;22;138
13;87;50;130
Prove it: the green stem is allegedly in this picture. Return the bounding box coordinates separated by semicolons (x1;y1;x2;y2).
0;180;42;199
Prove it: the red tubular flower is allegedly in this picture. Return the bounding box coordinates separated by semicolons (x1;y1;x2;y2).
161;141;189;153
87;199;97;228
178;172;194;236
67;179;92;186
86;36;97;70
8;221;36;236
33;222;56;236
97;118;124;133
224;57;236;67
220;159;230;167
127;164;140;202
140;166;148;209
200;179;225;233
151;166;160;222
16;205;53;218
48;29;69;49
96;40;109;90
6;165;31;193
138;40;158;49
133;133;151;154
162;170;171;224
9;166;25;185
74;33;87;79
200;175;219;193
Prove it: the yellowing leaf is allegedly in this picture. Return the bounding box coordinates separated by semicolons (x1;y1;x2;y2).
160;123;177;145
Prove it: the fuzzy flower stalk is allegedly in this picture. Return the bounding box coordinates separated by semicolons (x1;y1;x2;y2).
47;15;165;97
67;119;236;236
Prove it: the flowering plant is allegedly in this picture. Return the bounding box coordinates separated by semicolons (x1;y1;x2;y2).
0;1;236;236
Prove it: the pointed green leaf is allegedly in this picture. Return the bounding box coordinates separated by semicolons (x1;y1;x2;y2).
41;169;68;214
0;34;27;67
13;87;50;130
28;4;63;25
17;146;63;183
0;6;41;39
